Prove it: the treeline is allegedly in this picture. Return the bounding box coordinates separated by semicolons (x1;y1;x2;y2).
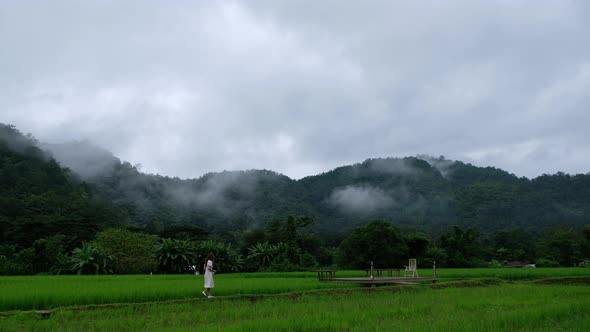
2;123;590;275
2;217;589;275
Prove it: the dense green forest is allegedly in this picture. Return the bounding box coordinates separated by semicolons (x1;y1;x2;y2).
1;123;589;274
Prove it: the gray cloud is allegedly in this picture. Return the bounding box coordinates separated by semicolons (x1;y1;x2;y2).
417;155;455;179
161;175;255;218
328;185;394;214
170;171;258;215
43;141;120;178
364;158;420;176
1;1;589;179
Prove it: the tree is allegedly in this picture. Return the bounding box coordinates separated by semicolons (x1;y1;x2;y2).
69;243;115;275
537;228;583;267
158;225;208;242
420;246;448;266
0;246;35;275
156;239;196;274
32;234;67;274
439;226;483;267
247;241;277;271
93;228;159;274
338;221;408;269
195;240;243;273
266;216;315;267
582;224;590;259
404;233;430;258
493;229;535;261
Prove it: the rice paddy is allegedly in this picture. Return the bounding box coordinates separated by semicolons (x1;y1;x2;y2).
0;273;358;311
1;268;588;331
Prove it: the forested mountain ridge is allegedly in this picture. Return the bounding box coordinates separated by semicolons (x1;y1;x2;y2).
0;124;123;248
296;157;590;233
2;123;590;250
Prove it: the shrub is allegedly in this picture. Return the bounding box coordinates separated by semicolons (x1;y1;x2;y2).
488;259;503;268
535;258;560;267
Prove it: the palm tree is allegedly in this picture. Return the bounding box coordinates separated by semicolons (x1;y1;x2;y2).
69;243;115;275
157;239;196;274
195;240;244;273
49;254;71;275
247;241;277;270
226;249;245;272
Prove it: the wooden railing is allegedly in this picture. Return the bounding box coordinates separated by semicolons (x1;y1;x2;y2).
313;269;336;281
364;268;401;277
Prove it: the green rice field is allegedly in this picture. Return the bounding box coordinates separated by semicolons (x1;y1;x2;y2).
0;268;589;311
2;280;589;331
0;273;356;312
0;268;588;331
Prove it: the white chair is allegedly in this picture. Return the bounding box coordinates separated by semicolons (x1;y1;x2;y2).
404;258;418;277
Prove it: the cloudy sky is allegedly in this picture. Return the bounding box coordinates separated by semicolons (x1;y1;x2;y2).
1;1;589;179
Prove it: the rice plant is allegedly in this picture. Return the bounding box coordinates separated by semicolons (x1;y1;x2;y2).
2;282;589;331
0;268;588;311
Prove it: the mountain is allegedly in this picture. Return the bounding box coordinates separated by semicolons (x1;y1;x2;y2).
0;124;123;248
2;123;590;250
295;157;590;234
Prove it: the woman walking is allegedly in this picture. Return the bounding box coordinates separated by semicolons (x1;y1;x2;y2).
202;252;216;298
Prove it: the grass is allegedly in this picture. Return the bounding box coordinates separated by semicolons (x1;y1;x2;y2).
2;282;589;331
430;267;589;280
0;273;359;311
0;268;587;312
312;267;590;279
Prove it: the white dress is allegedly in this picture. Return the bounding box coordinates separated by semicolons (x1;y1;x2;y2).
204;260;214;288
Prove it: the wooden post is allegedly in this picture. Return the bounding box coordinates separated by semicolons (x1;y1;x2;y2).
433;260;437;283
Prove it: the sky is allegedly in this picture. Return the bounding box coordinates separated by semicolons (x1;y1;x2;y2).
1;1;589;180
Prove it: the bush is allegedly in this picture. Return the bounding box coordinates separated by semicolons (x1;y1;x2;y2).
535;258;560;267
268;255;299;272
467;258;488;268
419;247;448;267
32;235;67;274
0;255;9;275
488;259;503;268
298;252;318;269
49;254;73;275
0;248;36;275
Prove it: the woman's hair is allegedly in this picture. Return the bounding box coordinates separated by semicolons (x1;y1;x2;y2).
207;252;215;261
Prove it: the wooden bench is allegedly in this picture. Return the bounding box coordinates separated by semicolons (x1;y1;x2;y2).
313;269;336;281
364;268;401;277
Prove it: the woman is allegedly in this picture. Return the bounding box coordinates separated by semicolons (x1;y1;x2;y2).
202;252;216;298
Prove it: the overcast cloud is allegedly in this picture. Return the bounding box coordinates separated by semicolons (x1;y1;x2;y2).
1;1;589;179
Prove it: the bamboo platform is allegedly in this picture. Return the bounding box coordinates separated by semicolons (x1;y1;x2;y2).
325;276;437;285
313;261;438;285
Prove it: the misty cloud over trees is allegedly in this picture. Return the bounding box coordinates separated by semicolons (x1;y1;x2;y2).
2;123;590;275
